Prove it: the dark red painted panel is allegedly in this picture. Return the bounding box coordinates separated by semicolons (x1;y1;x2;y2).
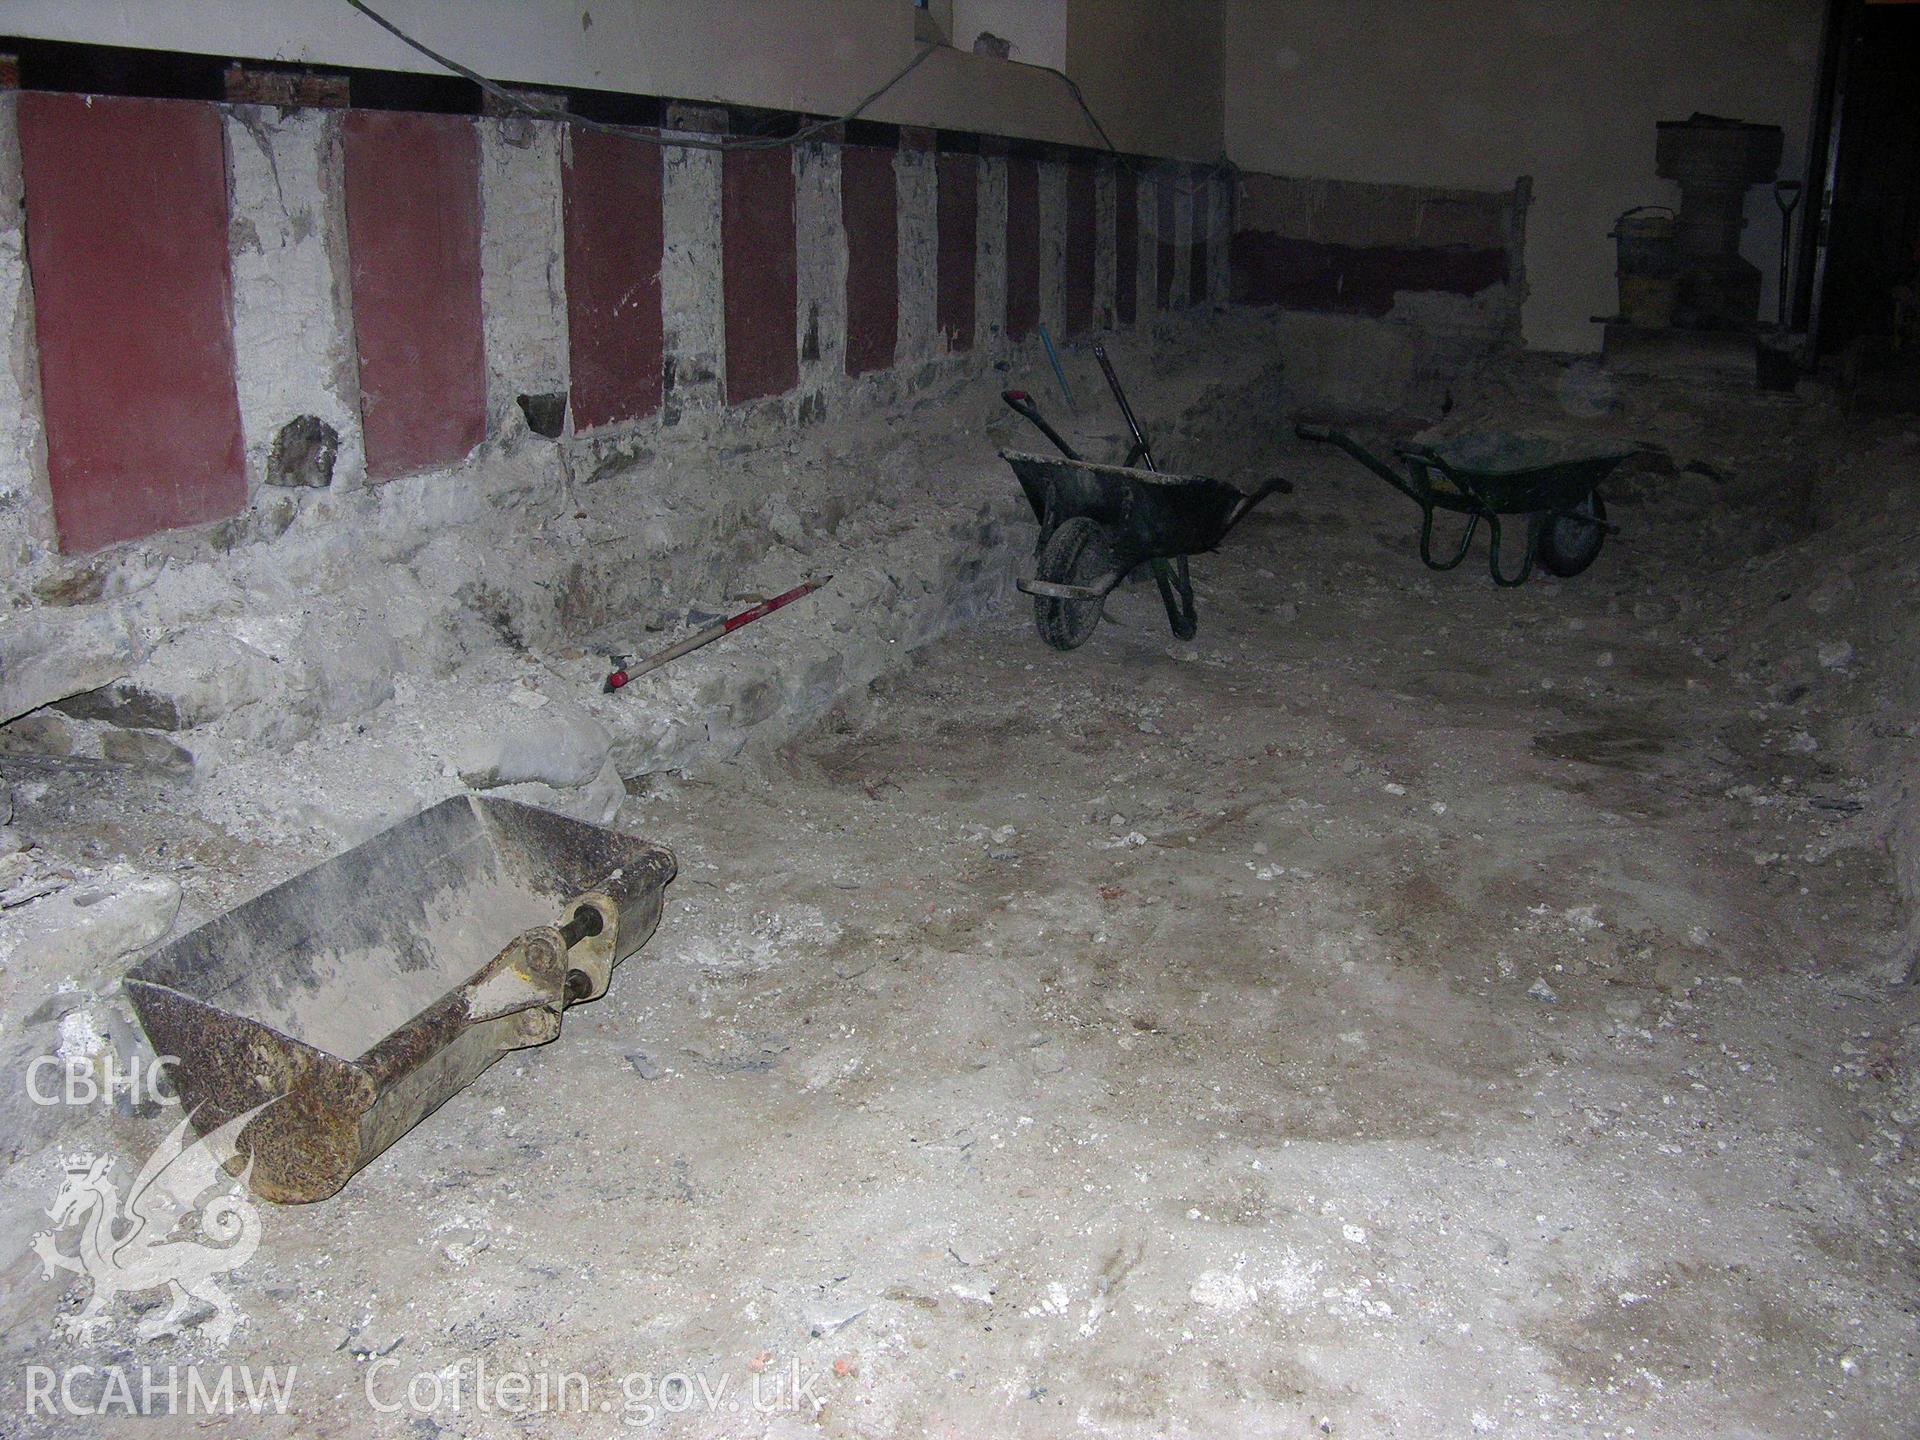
564;125;664;430
1189;174;1210;306
19;94;245;553
842;144;898;378
722;148;798;404
1115;168;1139;326
1156;172;1178;310
936;152;978;352
343;111;485;480
1064;162;1096;336
1229;231;1511;315
1006;155;1040;341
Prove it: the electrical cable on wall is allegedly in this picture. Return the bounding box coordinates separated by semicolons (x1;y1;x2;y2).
340;0;1126;160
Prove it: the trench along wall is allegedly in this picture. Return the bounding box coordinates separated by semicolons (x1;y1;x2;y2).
0;52;1553;814
0;86;1528;769
0;92;1277;794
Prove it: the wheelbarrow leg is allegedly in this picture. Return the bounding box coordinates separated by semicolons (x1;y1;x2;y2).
1486;514;1540;587
1150;556;1198;641
1418;504;1481;572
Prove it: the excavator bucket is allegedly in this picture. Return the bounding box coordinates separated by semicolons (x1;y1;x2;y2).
123;796;676;1203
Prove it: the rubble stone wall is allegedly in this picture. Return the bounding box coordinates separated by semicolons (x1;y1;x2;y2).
0;94;1229;578
0;92;1515;809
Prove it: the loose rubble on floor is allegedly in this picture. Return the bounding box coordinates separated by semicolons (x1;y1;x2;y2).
2;340;1917;1438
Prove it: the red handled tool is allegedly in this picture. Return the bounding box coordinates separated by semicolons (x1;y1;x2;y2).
604;577;830;692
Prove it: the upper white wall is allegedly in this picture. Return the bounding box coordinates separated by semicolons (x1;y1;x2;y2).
952;0;1067;68
1222;0;1827;352
1066;0;1223;163
6;0;1222;161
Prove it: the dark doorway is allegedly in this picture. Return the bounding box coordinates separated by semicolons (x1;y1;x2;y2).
1808;0;1920;374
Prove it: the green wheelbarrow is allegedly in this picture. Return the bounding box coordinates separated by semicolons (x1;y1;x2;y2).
999;345;1292;651
1297;425;1639;587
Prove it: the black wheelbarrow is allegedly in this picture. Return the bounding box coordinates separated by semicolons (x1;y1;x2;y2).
1002;346;1291;650
1296;425;1638;587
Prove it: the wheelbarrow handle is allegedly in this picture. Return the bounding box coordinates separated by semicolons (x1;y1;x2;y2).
1017;572;1125;603
1295;423;1428;506
1220;475;1295;539
1001;389;1080;462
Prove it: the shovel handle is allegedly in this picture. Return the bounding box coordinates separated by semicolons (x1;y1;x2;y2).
1092;344;1155;472
1001;389;1080;461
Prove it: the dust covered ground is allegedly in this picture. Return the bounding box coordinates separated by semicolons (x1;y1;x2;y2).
3;358;1917;1437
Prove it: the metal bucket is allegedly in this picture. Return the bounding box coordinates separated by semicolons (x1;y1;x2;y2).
1612;207;1678;327
1613;206;1678;272
124;797;676;1203
1619;273;1679;328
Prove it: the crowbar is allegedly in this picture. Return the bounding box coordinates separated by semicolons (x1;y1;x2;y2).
604;578;830;692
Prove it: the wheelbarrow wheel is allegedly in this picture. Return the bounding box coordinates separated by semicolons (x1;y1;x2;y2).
1034;517;1116;651
1536;493;1608;578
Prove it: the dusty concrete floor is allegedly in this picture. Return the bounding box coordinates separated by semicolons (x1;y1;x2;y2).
5;371;1918;1438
